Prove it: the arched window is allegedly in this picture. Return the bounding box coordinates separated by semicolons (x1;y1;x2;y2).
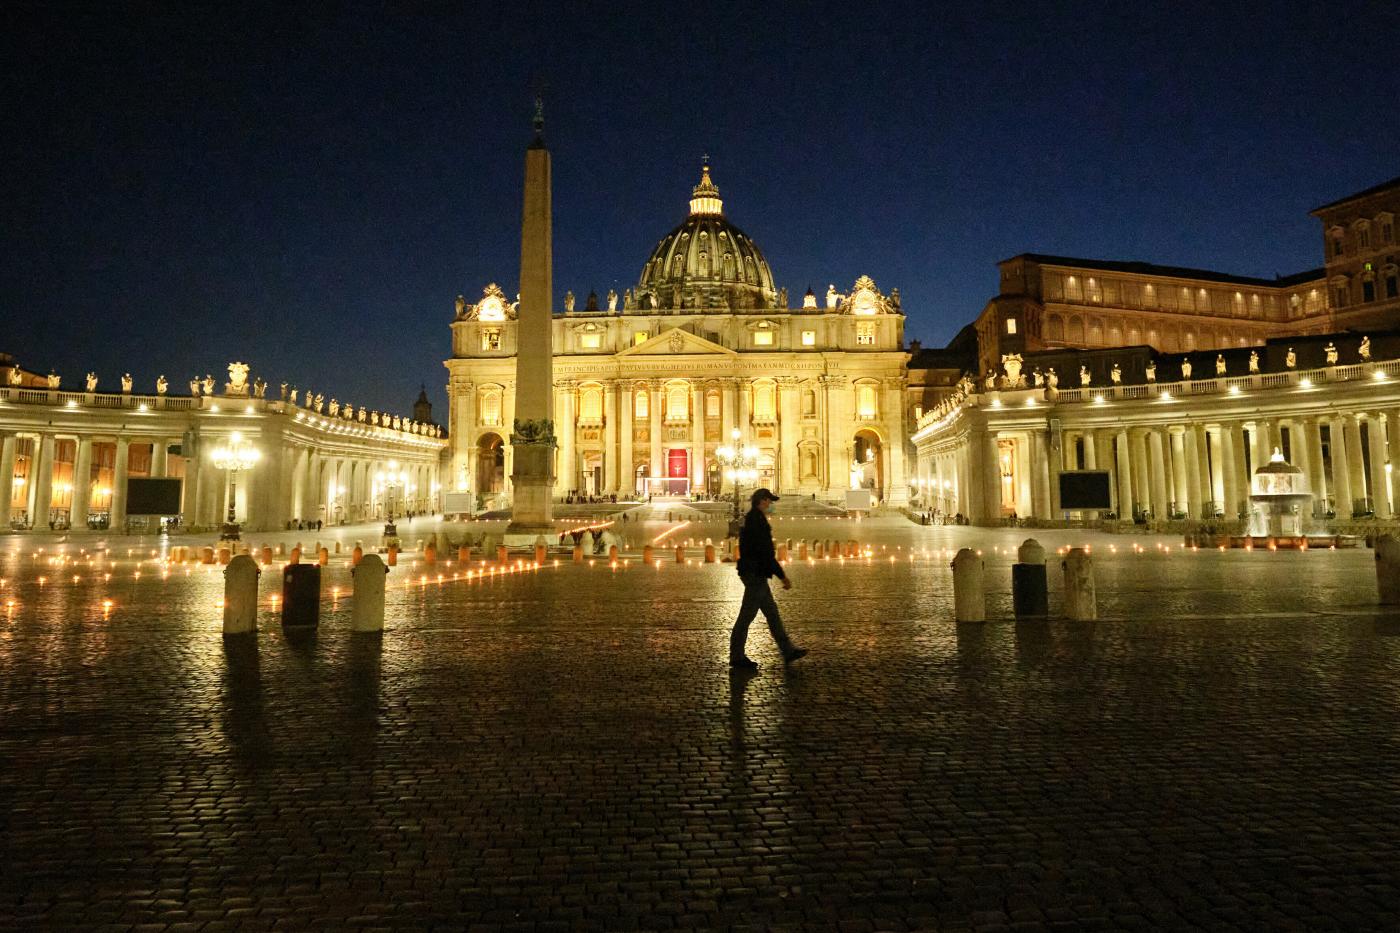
579;385;602;424
634;388;648;419
479;386;502;426
1068;316;1086;345
723;253;734;279
666;383;689;421
751;380;777;422
855;382;879;421
1046;314;1064;342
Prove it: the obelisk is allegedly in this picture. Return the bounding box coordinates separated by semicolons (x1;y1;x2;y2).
506;95;556;538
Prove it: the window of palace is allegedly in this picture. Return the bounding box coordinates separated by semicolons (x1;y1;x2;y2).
634;389;648;419
752;381;777;422
1358;223;1372;250
856;383;878;421
481;328;502;351
479;388;502;426
579;386;602;424
1331;231;1345;256
1005;317;1017;335
665;384;689;421
705;392;720;418
1383;219;1394;244
802;388;816;417
1363;277;1376;302
1334;283;1349;307
1085;277;1102;303
801;329;816;346
580;331;601;349
1385;268;1399;299
856;322;876;346
753;329;774;347
633;331;649;346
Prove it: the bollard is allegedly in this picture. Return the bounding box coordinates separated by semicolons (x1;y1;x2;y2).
496;544;508;564
573;544;584;563
951;548;986;622
704;544;716;563
222;554;260;635
675;545;685;563
217;547;231;565
1376;535;1400;604
1012;538;1049;619
288;546;301;565
386;545;397;566
643;545;654;563
416;538;425;553
281;563;321;629
1062;547;1097;621
534;538;547;564
458;544;472;563
351;553;389;633
317;546;329;566
260;545;273;566
334;540;342;554
608;544;619;561
314;540;322;557
798;540;808;560
424;542;437;565
777;543;788;562
351;545;363;567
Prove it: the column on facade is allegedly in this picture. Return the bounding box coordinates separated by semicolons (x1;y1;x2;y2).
602;381;618;494
648;379;663;487
1366;414;1391;519
0;433;15;527
557;381;575;495
1190;424;1211;517
1080;432;1096;470
691;383;707;491
1229;423;1252;518
71;437;93;528
738;378;751;438
776;378;799;493
1114;430;1133;521
1343;415;1367;516
456;383;476;492
1046;425;1062;516
1027;431;1047;519
502;382;516;485
619;384;634;496
108;437;130;528
1387;410;1400;517
883;379;908;504
32;433;55;528
1207;427;1225;511
1169;428;1190;519
1324;418;1349;517
1252;419;1273;472
1302;419;1326;514
822;377;849;496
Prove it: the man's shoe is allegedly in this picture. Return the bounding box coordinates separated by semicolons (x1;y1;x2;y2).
783;647;809;664
729;656;759;671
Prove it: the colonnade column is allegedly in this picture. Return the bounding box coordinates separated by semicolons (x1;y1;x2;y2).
1366;415;1391;519
1046;427;1062;517
1169;428;1189;518
0;433;15;528
1328;418;1352;519
1128;430;1150;517
1029;431;1048;518
71;437;93;528
151;439;169;478
1344;416;1367;516
602;381;618;494
110;437;130;529
1114;430;1133;521
557;381;575;496
1226;423;1249;519
1302;419;1326;515
32;434;55;528
1181;427;1202;521
1148;430;1169;520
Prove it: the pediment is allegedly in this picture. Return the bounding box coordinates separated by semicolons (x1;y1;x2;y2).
616;327;737;357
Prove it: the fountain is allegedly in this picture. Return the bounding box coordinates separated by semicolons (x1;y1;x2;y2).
1246;448;1311;537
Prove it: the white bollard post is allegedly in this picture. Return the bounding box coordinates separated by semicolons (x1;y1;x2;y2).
351;553;388;633
223;554;260;635
951;548;985;622
1012;538;1049;619
1376;535;1400;604
1062;547;1097;621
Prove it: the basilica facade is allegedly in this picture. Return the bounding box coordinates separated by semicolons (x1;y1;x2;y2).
444;164;911;505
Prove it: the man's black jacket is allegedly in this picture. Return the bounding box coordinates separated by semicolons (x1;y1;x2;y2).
736;507;786;581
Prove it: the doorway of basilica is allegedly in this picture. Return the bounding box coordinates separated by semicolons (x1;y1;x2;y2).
853;430;884;502
477;433;505;494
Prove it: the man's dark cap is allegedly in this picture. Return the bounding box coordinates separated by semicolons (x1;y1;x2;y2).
750;488;780;505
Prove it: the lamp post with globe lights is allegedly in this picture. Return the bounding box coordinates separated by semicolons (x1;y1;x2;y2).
211;431;260;540
715;427;759;532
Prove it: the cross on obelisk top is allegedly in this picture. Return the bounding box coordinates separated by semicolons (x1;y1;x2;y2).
530;76;549;145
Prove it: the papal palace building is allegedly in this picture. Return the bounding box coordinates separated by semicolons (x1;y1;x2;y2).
911;174;1400;525
444;163;911;505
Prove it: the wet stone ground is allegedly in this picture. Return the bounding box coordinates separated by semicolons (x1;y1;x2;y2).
3;518;1400;930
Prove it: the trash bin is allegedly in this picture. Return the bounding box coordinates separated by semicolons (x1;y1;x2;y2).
281;564;321;628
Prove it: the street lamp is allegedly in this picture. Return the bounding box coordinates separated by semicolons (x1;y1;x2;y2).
211;431;260;539
715;427;760;526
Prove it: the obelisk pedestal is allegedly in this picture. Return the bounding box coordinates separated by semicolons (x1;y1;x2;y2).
506;101;556;542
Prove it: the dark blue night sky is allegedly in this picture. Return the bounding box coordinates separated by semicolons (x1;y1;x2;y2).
3;1;1396;417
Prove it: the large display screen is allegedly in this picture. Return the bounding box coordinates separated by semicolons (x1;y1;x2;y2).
125;478;183;515
1058;471;1112;510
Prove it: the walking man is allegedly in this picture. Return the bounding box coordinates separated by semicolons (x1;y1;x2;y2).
730;488;807;670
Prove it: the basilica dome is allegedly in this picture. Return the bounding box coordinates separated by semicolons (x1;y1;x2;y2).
636;162;780;311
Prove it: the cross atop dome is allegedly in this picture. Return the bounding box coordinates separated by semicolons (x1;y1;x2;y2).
689;157;723;215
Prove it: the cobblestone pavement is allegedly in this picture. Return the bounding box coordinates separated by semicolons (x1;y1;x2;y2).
3;521;1400;930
